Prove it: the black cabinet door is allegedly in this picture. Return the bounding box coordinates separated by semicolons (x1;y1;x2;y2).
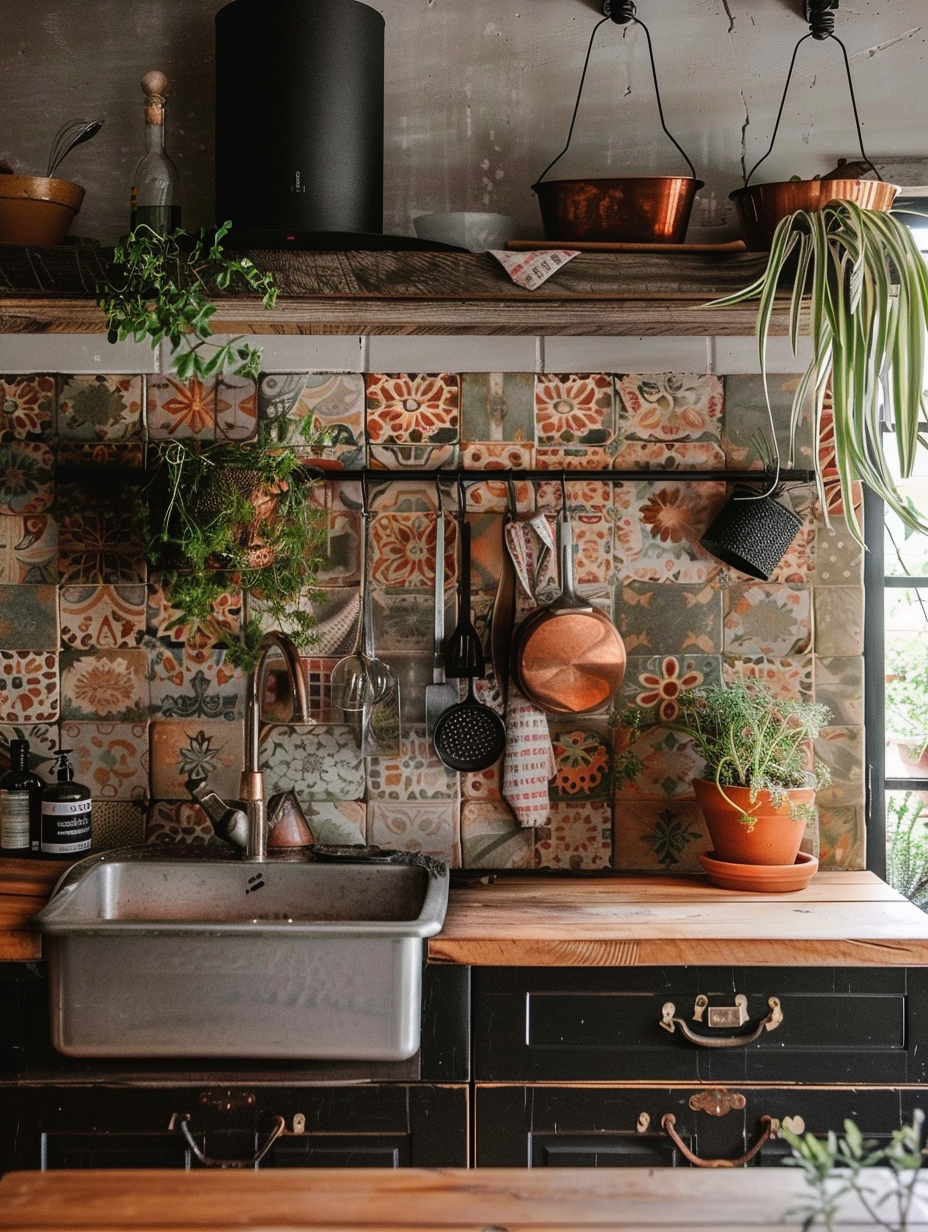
473;966;928;1084
475;1084;919;1169
0;1084;469;1175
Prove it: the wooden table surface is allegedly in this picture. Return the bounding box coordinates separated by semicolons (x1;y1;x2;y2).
430;870;928;966
1;1166;925;1231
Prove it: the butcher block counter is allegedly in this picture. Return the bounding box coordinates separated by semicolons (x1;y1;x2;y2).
1;1166;925;1231
3;860;928;966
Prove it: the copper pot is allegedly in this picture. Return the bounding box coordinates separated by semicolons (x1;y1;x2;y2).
511;509;626;715
730;178;899;251
533;175;702;245
0;174;85;245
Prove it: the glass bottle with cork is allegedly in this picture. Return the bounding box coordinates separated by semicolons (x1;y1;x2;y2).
130;70;181;234
0;739;43;857
40;751;92;859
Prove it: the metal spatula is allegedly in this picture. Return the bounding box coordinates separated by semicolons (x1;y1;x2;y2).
425;501;460;736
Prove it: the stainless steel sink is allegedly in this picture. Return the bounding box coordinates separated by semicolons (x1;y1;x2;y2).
32;848;449;1062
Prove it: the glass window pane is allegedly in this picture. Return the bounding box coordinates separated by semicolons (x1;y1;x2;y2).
885;589;928;775
886;789;928;910
884;426;928;577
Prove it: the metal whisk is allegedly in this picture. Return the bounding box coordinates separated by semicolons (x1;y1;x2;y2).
46;119;103;179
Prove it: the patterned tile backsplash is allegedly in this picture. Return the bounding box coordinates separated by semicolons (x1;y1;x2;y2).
0;367;865;870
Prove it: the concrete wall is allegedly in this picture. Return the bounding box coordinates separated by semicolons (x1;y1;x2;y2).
1;0;926;245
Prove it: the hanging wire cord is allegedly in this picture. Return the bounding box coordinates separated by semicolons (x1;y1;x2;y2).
535;3;697;185
743;4;881;187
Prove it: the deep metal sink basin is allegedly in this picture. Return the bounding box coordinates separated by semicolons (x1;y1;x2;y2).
32;848;449;1062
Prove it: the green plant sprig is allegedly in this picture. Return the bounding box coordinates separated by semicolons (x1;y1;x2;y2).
708;201;928;543
98;220;278;381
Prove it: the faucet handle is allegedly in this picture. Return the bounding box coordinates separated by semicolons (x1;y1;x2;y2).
185;777;250;849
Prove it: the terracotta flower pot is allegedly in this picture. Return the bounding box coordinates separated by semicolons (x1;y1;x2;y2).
692;777;813;867
0;175;85;245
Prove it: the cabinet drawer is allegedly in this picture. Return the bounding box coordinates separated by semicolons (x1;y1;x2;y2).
475;1084;922;1168
473;966;928;1084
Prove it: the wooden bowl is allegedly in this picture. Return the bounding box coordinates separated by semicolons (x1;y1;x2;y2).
0;175;85;245
699;849;818;893
730;178;899;251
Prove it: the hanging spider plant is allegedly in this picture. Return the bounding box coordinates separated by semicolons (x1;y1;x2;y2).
710;200;928;540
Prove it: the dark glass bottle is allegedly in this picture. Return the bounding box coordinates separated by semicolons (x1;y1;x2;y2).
40;751;92;859
0;739;43;857
130;69;181;234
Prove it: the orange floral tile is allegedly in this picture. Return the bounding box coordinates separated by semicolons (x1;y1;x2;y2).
614;481;725;584
60;648;149;721
369;513;440;590
535;801;612;869
550;724;612;800
366;373;459;445
60;721;150;801
147;375;217;440
60;585;147;650
534;374;614;447
0;651;58;723
0;375;54;440
615;373;723;442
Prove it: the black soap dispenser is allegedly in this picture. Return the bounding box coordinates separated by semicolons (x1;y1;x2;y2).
40;750;92;858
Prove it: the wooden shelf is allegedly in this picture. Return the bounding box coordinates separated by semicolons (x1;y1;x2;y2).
0;246;783;336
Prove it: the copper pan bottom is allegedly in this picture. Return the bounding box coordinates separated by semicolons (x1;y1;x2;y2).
513;609;626;715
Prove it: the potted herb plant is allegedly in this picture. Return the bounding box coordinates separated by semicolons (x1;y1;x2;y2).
710;200;928;542
656;677;831;867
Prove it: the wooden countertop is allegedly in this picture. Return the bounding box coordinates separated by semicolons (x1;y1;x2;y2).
2;1167;925;1230
429;870;928;967
0;858;68;961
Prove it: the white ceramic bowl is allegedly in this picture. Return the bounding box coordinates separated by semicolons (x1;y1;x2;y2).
412;211;516;252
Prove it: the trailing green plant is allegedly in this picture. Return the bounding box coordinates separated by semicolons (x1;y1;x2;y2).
709;201;928;542
781;1109;927;1231
98;220;277;381
647;677;831;822
886;792;928;912
147;417;327;673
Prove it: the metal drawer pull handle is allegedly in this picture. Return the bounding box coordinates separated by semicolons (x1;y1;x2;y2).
661;1113;777;1168
660;997;783;1047
170;1112;285;1168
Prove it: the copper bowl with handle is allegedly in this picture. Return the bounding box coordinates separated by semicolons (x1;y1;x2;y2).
730;178;899;251
533;175;702;245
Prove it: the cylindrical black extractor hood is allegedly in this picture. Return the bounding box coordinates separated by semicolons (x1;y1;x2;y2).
215;0;384;247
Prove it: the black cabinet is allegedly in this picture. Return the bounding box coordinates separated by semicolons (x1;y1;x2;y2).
0;1083;470;1174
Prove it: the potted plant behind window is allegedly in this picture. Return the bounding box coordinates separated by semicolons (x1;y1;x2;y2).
648;678;831;889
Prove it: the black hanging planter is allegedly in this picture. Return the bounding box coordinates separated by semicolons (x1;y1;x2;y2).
700;488;802;581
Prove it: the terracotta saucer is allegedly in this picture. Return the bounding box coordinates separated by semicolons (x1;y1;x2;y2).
699;850;819;893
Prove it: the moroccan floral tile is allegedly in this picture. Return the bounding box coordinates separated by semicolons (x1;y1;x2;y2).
145;799;216;845
216;375;258;442
0;441;54;515
815;726;865;809
370;589;436;656
366;373;459;446
0;515;57;584
461;373;536;444
572;514;613;587
60;648;149;721
723;583;811;656
146;375;217;440
57;489;146;585
613;480;725;584
534;374;615;448
259;373;365;468
812;587;864;657
623;654;721;722
535;801;612;870
463;478;536;515
0;585;58;650
613;798;709;872
261;722;365;801
814;656;863;726
366;726;459;800
615;581;723;654
723;655;814;701
368;800;461;867
365;478;435;514
0;652;58;723
368;442;459;471
369;513;442;590
149;644;245;723
812;517;864;586
461;800;534;868
460;442;535;471
611;440;727;470
60;584;147;650
60;721;150;801
615;373;723;442
0;722;58;780
92;800;146;849
817;804;865;870
722;374;814;471
535;445;616;471
55;442;145;469
146;578;242;651
550;723;612;801
150;719;244;802
462;756;503;801
0;375;54;440
304;800;367;846
535;479;613;516
614;725;703;800
57;375;143;441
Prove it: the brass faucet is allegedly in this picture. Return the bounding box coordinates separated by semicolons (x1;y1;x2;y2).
188;630;311;861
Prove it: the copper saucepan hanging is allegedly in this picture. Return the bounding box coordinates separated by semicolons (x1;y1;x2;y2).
510;493;626;716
